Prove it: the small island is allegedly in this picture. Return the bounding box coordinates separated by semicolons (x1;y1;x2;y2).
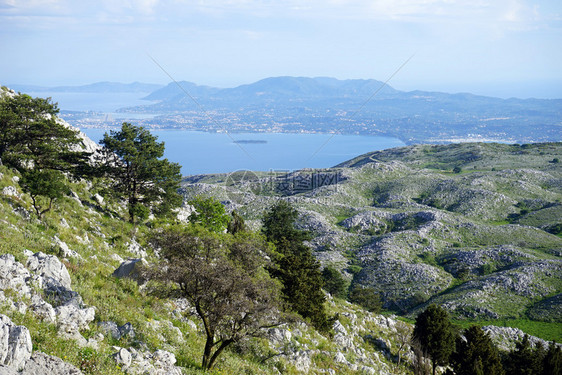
233;139;268;144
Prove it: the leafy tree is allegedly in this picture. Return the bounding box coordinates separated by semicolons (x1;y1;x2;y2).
450;325;504;375
188;195;230;232
0;94;89;174
100;123;182;224
19;169;67;219
145;225;285;370
412;304;455;375
321;266;348;299
348;285;382;312
453;166;462;174
262;201;330;333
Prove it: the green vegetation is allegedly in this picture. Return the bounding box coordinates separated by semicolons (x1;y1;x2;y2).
144;225;284;370
262;201;331;333
100;122;182;224
187;195;231;233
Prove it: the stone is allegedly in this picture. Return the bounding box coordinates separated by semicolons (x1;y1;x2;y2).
12;207;30;220
113;348;132;368
26;252;71;290
267;327;292;345
11;176;19;183
92;193;104;205
21;352;83;375
118;322;135;340
152;350;176;366
52;236;80;259
0;254;33;299
29;297;56;324
0;315;32;371
55;304;95;331
98;321;121;340
112;258;147;281
2;186;19;198
59;218;69;228
127;240;147;258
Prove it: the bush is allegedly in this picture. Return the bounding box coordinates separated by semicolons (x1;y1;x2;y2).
321;266;348;299
348;286;382;312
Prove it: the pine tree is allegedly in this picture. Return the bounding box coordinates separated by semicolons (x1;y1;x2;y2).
542;341;562;375
262;201;330;332
451;325;504;375
412;304;455;375
505;335;541;375
100;123;182;224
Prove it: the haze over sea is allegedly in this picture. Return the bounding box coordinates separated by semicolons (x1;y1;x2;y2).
38;91;405;175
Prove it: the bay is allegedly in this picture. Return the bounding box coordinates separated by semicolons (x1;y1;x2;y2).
81;128;405;175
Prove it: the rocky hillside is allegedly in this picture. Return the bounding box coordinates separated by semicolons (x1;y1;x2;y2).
181;142;562;326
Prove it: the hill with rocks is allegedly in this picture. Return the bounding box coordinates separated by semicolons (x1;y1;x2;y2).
0;85;560;374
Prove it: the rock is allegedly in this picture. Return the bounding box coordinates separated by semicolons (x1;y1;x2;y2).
334;351;348;364
52;236;80;259
55;304;95;331
26;252;71;290
29;296;56;324
0;254;32;299
152;350;176;366
112;259;147;281
0;315;32;371
59;218;69;228
92;193;104;205
118;323;136;340
333;320;348;336
267;327;292;345
288;350;312;373
127;240;147;258
2;186;19;198
99;321;121;340
22;351;83;375
11;176;19;183
113;348;132;368
12;207;30;220
0;364;19;374
110;253;124;263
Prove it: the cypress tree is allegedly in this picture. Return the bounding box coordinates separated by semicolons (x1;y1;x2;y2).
263;201;330;332
413;304;455;375
451;325;504;375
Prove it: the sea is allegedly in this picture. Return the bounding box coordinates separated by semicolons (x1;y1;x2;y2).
30;91;406;175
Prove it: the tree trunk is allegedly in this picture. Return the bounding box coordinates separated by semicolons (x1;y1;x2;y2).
432;358;436;375
201;334;214;369
207;339;233;369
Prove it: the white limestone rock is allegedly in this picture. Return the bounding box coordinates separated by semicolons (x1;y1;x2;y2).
0;315;32;371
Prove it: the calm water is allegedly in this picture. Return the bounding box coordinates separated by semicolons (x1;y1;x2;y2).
82;129;405;175
28;91;405;175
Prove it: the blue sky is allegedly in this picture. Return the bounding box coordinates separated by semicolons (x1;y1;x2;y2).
1;0;561;98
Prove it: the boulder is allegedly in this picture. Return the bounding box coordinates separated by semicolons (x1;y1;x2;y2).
21;351;83;375
55;304;95;332
52;236;81;259
26;252;71;290
113;348;132;368
2;186;19;198
0;315;32;371
112;259;147;281
0;254;32;299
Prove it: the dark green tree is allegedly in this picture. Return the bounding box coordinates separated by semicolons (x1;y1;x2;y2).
450;325;504;375
227;210;247;235
262;201;330;333
19;169;67;219
542;341;562;375
412;304;455;375
505;335;547;375
145;225;284;370
0;94;89;174
100;123;182;224
188;196;231;233
321;266;348;299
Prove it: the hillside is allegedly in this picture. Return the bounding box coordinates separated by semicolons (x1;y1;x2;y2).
0;85;560;374
181;142;562;326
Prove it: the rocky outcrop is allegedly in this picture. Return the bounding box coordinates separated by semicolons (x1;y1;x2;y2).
112;258;147;281
111;347;182;375
0;315;32;371
21;352;83;375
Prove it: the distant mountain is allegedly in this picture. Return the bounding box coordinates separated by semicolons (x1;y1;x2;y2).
9;81;164;93
144;76;398;103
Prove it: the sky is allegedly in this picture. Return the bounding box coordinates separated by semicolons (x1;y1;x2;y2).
1;0;561;98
